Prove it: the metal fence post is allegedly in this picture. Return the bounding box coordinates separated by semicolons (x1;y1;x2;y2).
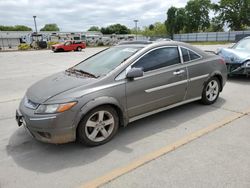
1;35;4;50
216;32;218;41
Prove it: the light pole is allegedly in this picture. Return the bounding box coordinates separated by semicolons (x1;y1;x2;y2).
134;20;138;40
33;16;38;34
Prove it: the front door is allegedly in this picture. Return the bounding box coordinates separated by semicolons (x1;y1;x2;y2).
126;46;188;118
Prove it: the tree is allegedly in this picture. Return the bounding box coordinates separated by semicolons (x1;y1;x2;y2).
175;8;186;34
149;24;155;30
40;24;60;31
141;22;167;37
0;25;32;31
100;24;130;34
206;17;224;32
165;6;178;38
185;0;211;32
213;0;250;30
88;26;100;31
165;7;186;37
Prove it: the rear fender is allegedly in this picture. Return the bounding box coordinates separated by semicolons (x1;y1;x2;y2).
204;71;224;91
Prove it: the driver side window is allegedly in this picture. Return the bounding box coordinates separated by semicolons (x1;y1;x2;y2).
65;41;71;46
132;47;180;72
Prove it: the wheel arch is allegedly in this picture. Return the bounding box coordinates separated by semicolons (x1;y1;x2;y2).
207;72;224;92
76;97;127;130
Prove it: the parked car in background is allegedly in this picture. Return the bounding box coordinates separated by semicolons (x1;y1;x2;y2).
51;40;86;52
155;38;172;42
16;41;227;146
218;37;250;76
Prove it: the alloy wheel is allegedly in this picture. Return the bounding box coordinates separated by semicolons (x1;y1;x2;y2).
206;80;219;102
85;110;115;142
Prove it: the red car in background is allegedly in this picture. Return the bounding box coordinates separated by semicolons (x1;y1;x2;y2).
52;41;86;52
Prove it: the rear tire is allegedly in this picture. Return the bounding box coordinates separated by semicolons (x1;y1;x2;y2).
77;106;119;146
201;77;220;105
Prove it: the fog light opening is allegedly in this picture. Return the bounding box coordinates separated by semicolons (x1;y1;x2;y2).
37;131;51;139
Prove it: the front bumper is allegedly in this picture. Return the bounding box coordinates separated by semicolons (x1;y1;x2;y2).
51;47;57;52
226;63;250;76
16;101;77;144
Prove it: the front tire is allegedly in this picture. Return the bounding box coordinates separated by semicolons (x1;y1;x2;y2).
77;106;119;146
76;47;82;51
201;77;220;105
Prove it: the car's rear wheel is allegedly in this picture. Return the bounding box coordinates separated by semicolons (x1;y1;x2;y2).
201;77;220;105
77;47;82;51
77;106;119;146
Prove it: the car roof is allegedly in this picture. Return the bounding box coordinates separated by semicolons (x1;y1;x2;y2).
117;40;209;57
118;40;153;45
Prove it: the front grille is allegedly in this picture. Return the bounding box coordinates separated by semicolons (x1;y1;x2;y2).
24;97;39;110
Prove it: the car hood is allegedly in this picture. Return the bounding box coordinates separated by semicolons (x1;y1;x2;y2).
219;48;250;64
26;71;97;103
52;44;63;47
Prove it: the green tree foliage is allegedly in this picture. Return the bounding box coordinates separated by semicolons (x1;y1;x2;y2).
206;17;224;32
149;24;155;30
165;7;178;37
165;7;186;37
185;0;211;32
141;22;167;37
88;26;100;31
175;8;186;33
213;0;250;30
0;25;32;31
100;24;130;34
40;24;60;31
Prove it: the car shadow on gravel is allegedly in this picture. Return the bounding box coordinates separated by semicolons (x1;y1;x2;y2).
6;99;225;174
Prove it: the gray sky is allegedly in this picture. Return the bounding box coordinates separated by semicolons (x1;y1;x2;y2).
0;0;216;31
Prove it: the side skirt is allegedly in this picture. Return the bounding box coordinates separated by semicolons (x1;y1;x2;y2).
128;97;201;123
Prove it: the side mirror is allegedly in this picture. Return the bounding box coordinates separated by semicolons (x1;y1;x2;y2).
126;67;143;79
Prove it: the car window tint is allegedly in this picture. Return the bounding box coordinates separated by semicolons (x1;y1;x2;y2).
189;50;200;60
181;48;190;62
132;47;180;72
233;38;250;50
65;41;71;45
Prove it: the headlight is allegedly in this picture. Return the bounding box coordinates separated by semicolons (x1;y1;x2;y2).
244;61;250;67
35;102;77;114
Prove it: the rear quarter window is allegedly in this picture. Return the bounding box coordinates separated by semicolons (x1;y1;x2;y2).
181;47;201;62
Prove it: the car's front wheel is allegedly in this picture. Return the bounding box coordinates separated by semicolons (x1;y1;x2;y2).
201;77;220;105
76;47;82;51
77;106;119;146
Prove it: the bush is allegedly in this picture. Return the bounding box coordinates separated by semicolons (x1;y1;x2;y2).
18;43;31;50
47;41;59;49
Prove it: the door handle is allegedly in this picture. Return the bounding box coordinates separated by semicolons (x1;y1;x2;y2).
173;70;185;75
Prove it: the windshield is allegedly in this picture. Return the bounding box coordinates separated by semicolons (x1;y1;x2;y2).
233;38;250;51
73;46;142;77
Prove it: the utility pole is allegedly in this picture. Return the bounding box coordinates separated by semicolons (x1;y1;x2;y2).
33;16;38;34
134;20;138;40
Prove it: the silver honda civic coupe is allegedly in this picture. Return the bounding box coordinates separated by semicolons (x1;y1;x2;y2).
16;41;227;146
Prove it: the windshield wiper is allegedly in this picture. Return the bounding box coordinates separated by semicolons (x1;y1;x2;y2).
66;68;98;78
